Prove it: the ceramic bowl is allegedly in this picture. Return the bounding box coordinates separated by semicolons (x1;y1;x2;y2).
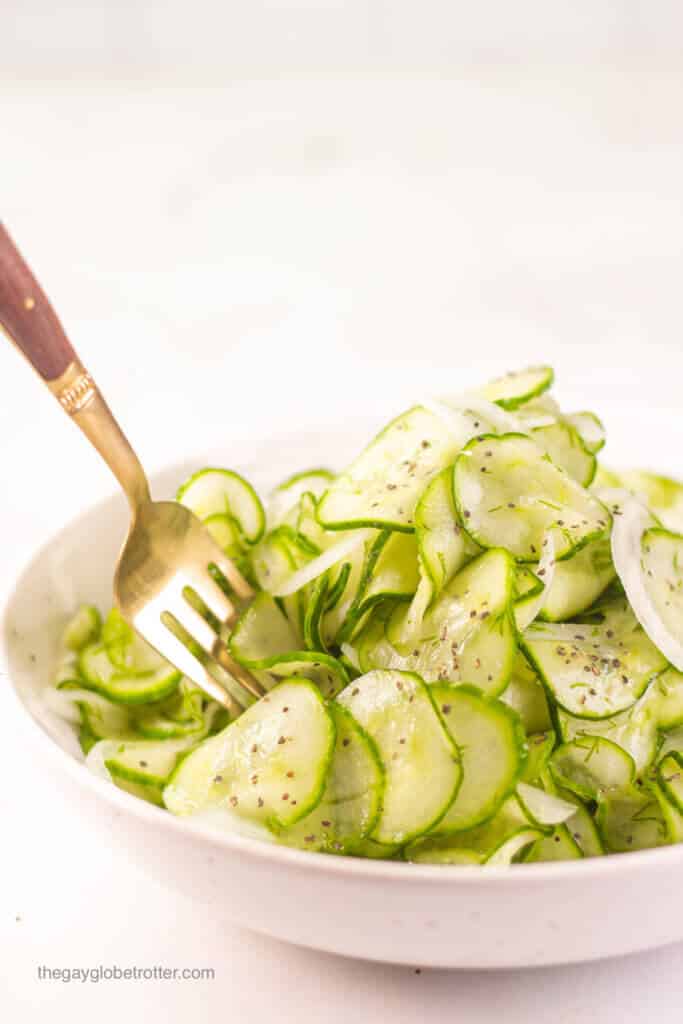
5;422;683;969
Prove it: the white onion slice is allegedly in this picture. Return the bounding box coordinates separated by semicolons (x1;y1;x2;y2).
517;782;576;826
515;531;557;632
610;494;683;670
340;643;361;670
272;529;372;598
85;740;115;782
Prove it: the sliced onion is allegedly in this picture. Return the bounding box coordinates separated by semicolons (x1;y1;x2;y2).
515;530;557;632
517;782;576;826
610;494;683;670
340;643;361;670
271;529;372;598
85;740;114;781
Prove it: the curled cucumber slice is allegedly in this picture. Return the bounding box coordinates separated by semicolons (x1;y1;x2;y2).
430;684;526;834
278;704;384;854
338;670;461;844
317;406;462;532
453;433;609;562
177;467;265;544
164;678;335;828
478;365;554;411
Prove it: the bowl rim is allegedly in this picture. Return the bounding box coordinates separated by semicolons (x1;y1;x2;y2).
5;437;683;887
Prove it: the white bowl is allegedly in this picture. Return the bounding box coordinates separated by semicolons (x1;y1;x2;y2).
5;419;683;969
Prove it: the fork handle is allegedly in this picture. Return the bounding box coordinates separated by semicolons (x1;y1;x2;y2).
0;222;151;510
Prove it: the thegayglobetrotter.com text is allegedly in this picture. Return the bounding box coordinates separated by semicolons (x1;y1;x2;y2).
37;965;215;983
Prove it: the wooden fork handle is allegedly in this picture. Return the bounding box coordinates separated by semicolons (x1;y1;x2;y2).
0;222;76;380
0;221;151;510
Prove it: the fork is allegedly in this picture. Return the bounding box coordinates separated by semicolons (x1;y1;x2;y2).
0;223;264;717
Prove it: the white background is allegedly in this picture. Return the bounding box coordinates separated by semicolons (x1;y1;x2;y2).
2;3;683;1020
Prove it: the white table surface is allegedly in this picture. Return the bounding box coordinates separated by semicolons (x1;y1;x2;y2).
2;71;683;1021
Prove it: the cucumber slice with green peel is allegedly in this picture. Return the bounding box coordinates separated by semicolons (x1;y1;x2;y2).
478;365;554;411
531;420;596;487
302;573;330;652
565;412;606;455
267;468;335;528
415;467;478;595
556;684;661;775
132;686;208;740
62;605;102;652
592;465;622;491
524;824;583;862
101;608;173;675
429;684;526;834
549;736;636;800
164;678;335;828
501;654;552;733
597;785;669;853
539;536;615;622
228;593;348;698
657;724;683;761
317;406;462;532
453;433;609;562
619;469;683;532
657;752;683;815
521;615;666;719
337;531;419;643
337;670;461;844
362;549;517;696
405;845;484;865
652;668;683;730
177;467;265;544
92;734;201;789
202;513;244;560
277;704;384;854
49;683;132;739
555;788;605;857
651;779;683;843
406;798;542;865
78;643;181;705
521;731;556;783
639;527;683;655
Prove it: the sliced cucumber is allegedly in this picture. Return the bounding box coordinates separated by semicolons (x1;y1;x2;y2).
51;683;131;740
549;736;636;800
277;704;384;853
78;642;181;705
164;678;335;828
317;406;462;532
228;592;348;697
267;468;335;528
531;420;596;487
429;684;526;834
557;789;605;857
565;412;606;455
338;530;419;642
362;549;516;696
597;785;668;853
657;752;683;815
653;668;683;730
520;731;556;783
521;615;666;719
62;604;102;652
478;365;554;411
415;467;477;595
640;527;683;656
177;467;265;544
556;684;660;776
524;824;583;862
501;653;552;733
540;535;615;622
453;433;609;562
406;797;542;865
132;685;208;740
337;670;461;844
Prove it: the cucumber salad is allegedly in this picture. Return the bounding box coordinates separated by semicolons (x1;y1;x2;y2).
46;366;683;865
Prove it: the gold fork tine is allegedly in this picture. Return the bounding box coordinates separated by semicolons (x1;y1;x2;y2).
184;569;239;627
